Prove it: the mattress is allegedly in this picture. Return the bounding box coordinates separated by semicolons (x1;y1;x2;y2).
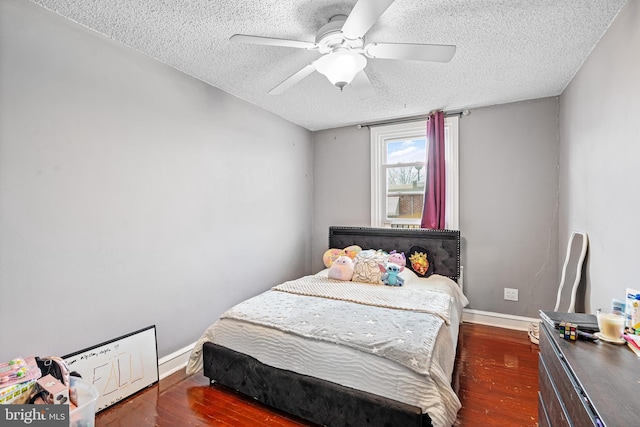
188;272;467;427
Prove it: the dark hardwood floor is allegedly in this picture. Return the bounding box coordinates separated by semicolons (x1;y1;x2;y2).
96;323;539;426
454;323;539;426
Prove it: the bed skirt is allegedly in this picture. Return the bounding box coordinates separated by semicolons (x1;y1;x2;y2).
202;342;432;427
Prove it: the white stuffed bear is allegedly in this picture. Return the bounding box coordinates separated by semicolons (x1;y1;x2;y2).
327;256;354;281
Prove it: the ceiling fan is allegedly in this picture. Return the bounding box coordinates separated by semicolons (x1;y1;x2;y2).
230;0;456;99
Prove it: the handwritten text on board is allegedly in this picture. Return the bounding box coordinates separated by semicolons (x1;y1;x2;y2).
64;326;158;412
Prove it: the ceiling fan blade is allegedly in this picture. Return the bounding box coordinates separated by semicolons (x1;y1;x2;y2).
268;63;317;95
365;42;456;63
230;34;318;50
341;0;396;40
350;70;375;100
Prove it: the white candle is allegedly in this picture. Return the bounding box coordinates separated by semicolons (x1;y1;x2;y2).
598;313;625;340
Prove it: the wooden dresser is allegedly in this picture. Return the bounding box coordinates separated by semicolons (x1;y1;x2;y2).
538;320;639;426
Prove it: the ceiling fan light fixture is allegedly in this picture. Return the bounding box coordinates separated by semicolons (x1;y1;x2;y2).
315;51;367;90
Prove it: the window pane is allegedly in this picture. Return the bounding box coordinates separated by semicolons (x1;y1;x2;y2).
370;118;458;229
386;138;426;164
386;166;424;220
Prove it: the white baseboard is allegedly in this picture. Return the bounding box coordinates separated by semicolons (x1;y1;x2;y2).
158;343;195;380
462;308;538;331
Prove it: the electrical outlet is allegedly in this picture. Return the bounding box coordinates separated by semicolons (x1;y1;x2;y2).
504;288;519;301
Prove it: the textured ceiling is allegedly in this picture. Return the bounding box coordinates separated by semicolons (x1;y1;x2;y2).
31;0;627;131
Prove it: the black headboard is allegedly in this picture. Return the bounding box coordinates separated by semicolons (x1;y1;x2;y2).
329;226;460;282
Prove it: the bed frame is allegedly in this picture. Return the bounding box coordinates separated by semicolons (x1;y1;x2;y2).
203;226;461;427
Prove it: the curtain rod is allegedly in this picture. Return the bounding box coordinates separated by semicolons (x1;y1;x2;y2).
356;109;470;129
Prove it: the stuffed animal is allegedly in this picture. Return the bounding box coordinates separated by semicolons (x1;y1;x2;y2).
388;250;406;267
328;256;354;281
378;263;405;286
323;245;363;267
323;248;345;267
343;245;362;260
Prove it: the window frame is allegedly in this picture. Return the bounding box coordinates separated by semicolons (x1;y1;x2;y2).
370;116;459;229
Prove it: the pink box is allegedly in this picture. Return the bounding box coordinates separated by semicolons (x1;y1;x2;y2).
37;374;69;404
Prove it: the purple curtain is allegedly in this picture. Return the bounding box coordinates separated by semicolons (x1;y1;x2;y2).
421;111;446;229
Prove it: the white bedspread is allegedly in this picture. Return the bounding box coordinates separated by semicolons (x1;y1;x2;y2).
223;284;445;375
187;273;467;427
273;275;454;323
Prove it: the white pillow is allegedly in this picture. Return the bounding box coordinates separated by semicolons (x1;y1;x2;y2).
397;267;418;286
315;268;329;277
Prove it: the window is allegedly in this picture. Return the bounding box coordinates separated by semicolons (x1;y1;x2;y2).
370;117;459;229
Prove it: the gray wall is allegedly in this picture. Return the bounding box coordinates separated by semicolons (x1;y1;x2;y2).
559;0;640;313
312;98;560;318
311;125;372;272
461;98;559;316
0;0;313;362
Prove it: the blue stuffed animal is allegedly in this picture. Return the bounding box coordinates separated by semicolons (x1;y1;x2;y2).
378;263;405;286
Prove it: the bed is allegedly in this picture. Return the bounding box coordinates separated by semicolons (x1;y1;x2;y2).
187;226;466;427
